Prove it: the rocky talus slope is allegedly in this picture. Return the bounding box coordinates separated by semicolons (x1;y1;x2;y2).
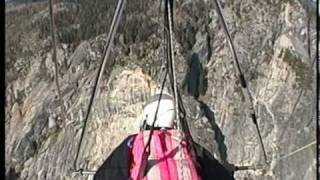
5;0;317;179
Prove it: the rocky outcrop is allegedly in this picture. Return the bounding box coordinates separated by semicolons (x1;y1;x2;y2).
5;0;317;180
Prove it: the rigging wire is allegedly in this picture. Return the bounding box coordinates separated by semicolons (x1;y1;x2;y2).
71;0;126;174
274;140;316;163
212;0;268;164
307;2;311;60
48;0;68;121
136;1;175;177
166;0;180;130
165;1;190;179
235;140;317;171
136;68;169;179
163;0;189;135
137;0;192;178
71;0;172;175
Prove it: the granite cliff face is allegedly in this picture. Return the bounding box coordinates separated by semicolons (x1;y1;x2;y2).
5;0;317;180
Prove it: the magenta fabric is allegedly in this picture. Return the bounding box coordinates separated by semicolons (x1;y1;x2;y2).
130;129;201;180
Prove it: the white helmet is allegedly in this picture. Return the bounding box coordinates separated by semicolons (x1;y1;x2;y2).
143;93;176;128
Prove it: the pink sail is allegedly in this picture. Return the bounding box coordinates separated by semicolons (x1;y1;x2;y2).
130;129;201;180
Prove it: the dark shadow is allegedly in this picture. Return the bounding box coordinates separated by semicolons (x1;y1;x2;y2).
193;141;235;180
183;53;208;99
5;167;20;180
182;52;231;171
198;101;228;162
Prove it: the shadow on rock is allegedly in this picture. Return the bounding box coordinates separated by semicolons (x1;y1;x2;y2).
199;101;228;163
182;53;208;99
6;168;20;180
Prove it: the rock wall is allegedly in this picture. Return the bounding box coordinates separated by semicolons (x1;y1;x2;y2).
5;0;317;179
